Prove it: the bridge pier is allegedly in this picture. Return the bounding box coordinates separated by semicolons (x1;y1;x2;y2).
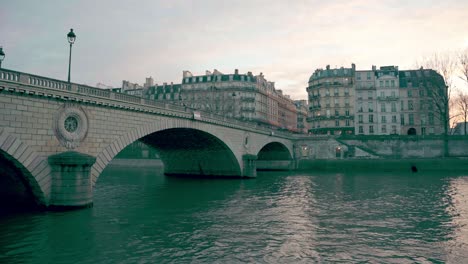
242;154;257;178
48;151;96;210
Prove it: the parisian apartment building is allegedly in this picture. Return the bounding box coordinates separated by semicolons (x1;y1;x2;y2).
121;69;301;132
307;64;446;136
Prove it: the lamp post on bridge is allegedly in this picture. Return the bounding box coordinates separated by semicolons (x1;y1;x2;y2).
67;29;76;84
0;47;5;69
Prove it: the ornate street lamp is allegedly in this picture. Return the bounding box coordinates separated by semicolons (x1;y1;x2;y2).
67;29;76;83
0;47;5;68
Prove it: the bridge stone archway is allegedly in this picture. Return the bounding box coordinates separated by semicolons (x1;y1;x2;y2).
0;128;50;207
90;120;252;187
256;142;293;171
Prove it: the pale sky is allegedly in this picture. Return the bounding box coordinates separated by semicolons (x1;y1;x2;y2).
1;0;467;100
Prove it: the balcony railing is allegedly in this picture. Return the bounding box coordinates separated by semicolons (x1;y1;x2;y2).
377;95;399;101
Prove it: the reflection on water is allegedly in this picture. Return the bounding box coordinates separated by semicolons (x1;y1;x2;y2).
1;167;468;263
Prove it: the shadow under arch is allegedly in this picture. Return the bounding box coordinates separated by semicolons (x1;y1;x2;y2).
256;142;293;171
91;125;242;186
0;131;49;211
141;128;241;177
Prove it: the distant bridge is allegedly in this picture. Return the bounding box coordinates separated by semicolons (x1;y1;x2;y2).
0;68;297;210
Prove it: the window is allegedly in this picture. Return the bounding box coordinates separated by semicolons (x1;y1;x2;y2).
326;109;330;118
345;98;350;106
334;88;339;96
428;101;434;111
368;102;374;112
429;127;435;134
382;125;387;133
369;114;374;123
381;116;387;123
357;91;362;100
207;76;211;81
334;98;339;106
380;91;385;97
368;91;373;99
391;91;396;97
408;90;413;97
409;113;414;125
335;120;340;127
358;102;363;112
392;125;397;134
421;114;426;125
345;109;350;116
345;87;350;95
359;126;364;134
346;119;350;126
421;127;426;135
381;103;386;112
335;110;339;116
401;100;404;111
380;80;384;87
400;114;405;125
391;80;395;87
391;102;396;112
358;115;363;123
429;113;434;125
326;89;330;96
408;100;414;110
369;125;374;133
367;72;371;80
392;115;397;123
420;100;425;110
419;90;424;97
385;80;389;87
357;73;361;80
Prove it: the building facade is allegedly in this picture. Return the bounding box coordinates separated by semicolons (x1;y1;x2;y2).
307;64;355;135
121;69;302;133
307;64;446;135
294;100;309;134
179;69;298;131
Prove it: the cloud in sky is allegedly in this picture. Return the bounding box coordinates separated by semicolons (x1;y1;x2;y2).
1;0;467;99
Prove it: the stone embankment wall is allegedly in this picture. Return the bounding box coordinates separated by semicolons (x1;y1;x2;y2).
295;135;468;160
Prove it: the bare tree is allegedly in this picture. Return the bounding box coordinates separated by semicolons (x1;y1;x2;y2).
459;48;468;85
416;53;456;131
415;52;457;156
454;48;468;135
457;91;468;134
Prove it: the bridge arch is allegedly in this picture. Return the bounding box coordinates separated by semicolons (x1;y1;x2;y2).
256;141;293;171
90;121;243;186
0;129;50;207
257;142;292;160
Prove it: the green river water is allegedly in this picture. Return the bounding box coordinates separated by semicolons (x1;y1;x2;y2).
1;165;468;263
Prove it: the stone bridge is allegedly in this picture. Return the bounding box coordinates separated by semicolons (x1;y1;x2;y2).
0;68;295;210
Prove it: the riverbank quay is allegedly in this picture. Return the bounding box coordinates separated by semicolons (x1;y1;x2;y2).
296;158;468;173
108;158;163;168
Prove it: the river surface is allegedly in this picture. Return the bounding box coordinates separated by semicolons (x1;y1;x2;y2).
1;165;468;263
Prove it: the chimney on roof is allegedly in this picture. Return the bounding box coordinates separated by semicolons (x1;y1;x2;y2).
235;69;239;75
352;63;356;70
372;65;376;71
326;65;330;70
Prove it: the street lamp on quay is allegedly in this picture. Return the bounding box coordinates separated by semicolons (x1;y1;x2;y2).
67;28;76;83
0;46;5;68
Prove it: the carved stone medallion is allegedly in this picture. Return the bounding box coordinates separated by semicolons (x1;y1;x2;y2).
54;103;89;149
